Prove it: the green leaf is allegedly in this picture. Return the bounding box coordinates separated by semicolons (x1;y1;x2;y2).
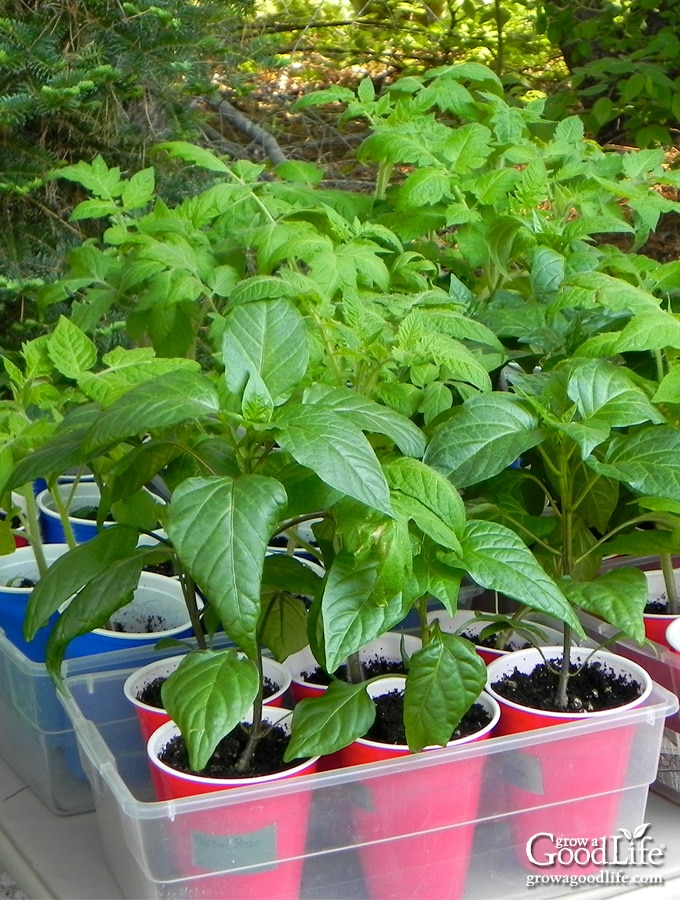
286;680;376;760
424;394;544;488
229;276;297;306
569;273;658;314
77;350;199;406
303;384;426;458
562;568;648;643
530;247;565;296
654;367;680;404
259;592;309;662
274;407;393;517
120;167;156;211
8;407;100;491
385;457;465;551
156;141;232;174
587;427;680;503
274;160;324;185
567;359;663;427
223;298;309;406
321;551;411;673
83;370;220;456
24;525;140;639
397;167;450;209
167;476;287;659
47;316;97;378
161;649;260;771
447;519;584;634
404;633;486;752
44;550;151;681
614;310;680;353
441;123;493;171
52;156;122;198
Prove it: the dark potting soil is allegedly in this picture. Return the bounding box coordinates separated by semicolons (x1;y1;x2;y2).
158;721;304;778
645;599;671;614
138;675;280;709
143;559;177;577
460;629;530;652
490;657;643;713
365;690;492;745
70;506;115;522
13;578;36;589
302;655;407;685
110;615;166;633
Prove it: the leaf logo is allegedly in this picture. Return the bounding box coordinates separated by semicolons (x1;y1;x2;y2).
619;823;650;842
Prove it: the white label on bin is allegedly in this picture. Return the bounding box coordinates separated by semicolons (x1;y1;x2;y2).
191;824;277;872
504;751;544;795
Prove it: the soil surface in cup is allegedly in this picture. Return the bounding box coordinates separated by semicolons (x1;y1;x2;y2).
645;599;671;614
365;690;492;745
143;559;177;577
301;654;408;685
158;722;305;778
490;657;643;713
110;615;168;633
69;505;114;521
139;675;279;709
460;628;530;652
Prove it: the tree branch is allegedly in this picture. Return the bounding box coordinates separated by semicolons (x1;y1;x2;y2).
204;93;287;166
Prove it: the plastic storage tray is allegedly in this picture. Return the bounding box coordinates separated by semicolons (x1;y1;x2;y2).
0;627;212;816
61;660;677;900
581;611;680;806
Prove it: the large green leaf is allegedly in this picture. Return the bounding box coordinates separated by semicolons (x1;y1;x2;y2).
653;367;680;404
587;427;680;503
286;680;376;760
404;632;487;752
446;519;584;634
24;525;140;639
424;394;544;488
274;407;393;517
223;298;309;407
83;371;220;457
321;551;412;673
385;456;465;551
303;384;426;458
259;553;323;660
161;649;260;771
562;567;648;643
47;316;97;378
166;476;287;659
44;550;156;682
567;359;664;429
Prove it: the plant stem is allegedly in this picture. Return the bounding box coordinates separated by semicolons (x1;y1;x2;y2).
660;552;679;615
50;484;78;550
346;651;365;683
555;624;572;711
236;652;264;774
20;488;49;576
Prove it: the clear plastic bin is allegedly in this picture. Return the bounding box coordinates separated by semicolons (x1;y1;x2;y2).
0;626;211;815
61;658;677;899
581;610;680;806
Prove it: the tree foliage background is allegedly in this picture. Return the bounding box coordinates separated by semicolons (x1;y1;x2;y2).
1;0;679;349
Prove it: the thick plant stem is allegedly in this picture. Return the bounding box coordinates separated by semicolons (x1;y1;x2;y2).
346;651;364;683
555;624;572;711
660;552;679;615
236;653;264;774
20;488;48;576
